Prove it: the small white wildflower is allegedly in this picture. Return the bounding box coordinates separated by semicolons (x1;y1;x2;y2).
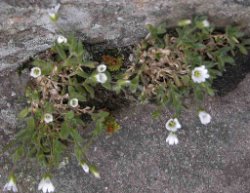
97;64;107;73
178;19;191;26
48;4;60;21
191;65;210;83
44;113;53;124
81;163;90;174
95;73;108;84
3;177;18;192
165;118;181;132
198;111;212;125
202;20;210;28
166;132;179;145
38;177;55;193
69;98;78;108
57;36;67;44
30;67;41;78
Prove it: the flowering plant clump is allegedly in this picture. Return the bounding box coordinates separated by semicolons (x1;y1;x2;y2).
2;16;250;191
125;17;249;144
4;35;127;192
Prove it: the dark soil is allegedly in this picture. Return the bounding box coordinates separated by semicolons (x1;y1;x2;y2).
213;52;250;96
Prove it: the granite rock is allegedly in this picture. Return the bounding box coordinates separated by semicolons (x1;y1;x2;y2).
1;0;250;71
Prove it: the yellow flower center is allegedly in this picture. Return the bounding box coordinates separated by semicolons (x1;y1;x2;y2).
169;120;176;128
194;70;201;78
34;69;40;75
71;100;77;106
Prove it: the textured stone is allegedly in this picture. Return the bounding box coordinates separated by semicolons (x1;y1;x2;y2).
0;70;28;136
1;0;250;72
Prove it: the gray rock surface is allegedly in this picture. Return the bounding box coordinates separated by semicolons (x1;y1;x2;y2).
1;1;250;192
1;0;250;72
1;65;250;193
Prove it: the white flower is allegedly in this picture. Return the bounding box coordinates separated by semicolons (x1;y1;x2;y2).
69;98;78;108
166;133;179;145
198;111;212;125
48;4;60;21
165;118;181;132
191;65;210;83
3;177;18;192
202;20;210;28
38;177;55;193
44;113;53;123
30;67;41;78
57;36;67;44
81;163;89;174
95;73;108;84
97;64;107;73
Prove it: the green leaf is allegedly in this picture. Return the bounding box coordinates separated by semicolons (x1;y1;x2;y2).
65;111;74;120
55;44;67;60
156;23;167;35
33;60;53;75
70;129;83;143
76;69;89;78
12;146;25;162
26;117;35;129
92;111;110;136
44;102;54;113
18;108;30;119
206;87;215;96
83;83;95;98
60;122;71;139
151;110;161;119
68;85;75;95
15;126;34;142
194;86;203;101
68;84;87;102
180;75;190;86
223;56;235;64
237;44;248;55
130;75;139;93
102;82;112;90
76;41;85;60
74;144;82;161
83;61;97;68
53;140;64;164
177;19;192;27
